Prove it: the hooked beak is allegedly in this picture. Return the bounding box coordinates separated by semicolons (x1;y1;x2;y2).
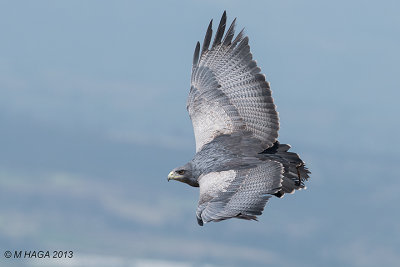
167;171;175;182
168;171;184;182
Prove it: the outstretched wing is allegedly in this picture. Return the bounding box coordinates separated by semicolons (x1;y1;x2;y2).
188;11;279;152
196;160;283;225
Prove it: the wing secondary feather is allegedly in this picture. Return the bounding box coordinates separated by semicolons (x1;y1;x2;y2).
196;160;283;225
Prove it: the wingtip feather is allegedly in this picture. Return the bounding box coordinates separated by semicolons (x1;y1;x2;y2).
231;28;245;49
212;11;227;48
202;19;213;54
223;18;236;46
193;42;200;66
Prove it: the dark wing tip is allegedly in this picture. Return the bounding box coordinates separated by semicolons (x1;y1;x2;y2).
231;27;245;49
193;42;200;66
200;12;241;56
223;17;236;46
197;216;204;226
201;19;213;54
212;11;227;48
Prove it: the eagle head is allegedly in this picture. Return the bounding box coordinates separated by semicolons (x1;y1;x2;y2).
168;163;198;187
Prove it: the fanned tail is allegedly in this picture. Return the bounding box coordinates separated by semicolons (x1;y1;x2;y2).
260;141;310;196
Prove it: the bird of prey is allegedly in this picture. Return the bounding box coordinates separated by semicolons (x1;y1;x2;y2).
168;11;310;226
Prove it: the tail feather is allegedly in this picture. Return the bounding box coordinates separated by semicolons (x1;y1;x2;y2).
260;141;310;196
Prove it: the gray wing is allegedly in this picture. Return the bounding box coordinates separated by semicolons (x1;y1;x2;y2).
196;160;283;225
188;11;279;152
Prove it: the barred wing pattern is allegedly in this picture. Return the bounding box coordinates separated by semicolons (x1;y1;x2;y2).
188;12;279;152
196;161;283;225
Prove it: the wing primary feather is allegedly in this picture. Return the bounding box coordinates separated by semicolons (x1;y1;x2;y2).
212;11;226;48
202;19;213;55
234;36;249;55
222;18;236;46
230;28;245;49
189;13;280;152
193;41;200;67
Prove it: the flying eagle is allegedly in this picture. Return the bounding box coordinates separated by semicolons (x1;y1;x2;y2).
168;11;310;226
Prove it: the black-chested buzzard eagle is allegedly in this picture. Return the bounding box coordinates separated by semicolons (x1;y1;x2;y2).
168;11;310;226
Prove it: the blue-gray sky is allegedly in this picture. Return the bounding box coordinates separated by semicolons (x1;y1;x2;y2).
1;1;399;266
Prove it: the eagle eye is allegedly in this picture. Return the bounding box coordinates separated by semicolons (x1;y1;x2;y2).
176;170;185;175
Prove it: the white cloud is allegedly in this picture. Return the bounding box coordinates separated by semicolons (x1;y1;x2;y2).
107;129;193;151
0;169;191;229
0;165;287;265
29;253;198;267
23;241;284;267
0;69;191;149
328;240;400;267
283;217;321;239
